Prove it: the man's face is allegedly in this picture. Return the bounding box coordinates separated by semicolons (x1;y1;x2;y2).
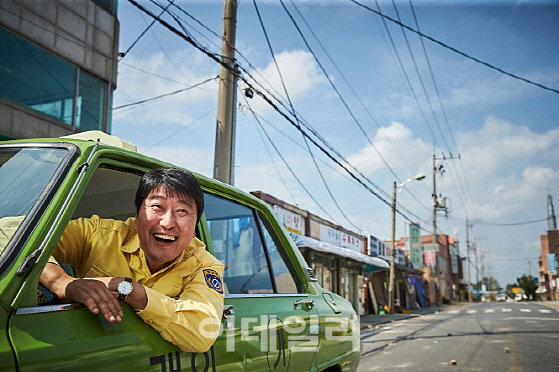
135;186;198;273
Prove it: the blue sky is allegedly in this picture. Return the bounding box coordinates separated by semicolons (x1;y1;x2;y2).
113;0;559;287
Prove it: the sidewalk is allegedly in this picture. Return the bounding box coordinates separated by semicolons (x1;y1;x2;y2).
360;305;445;330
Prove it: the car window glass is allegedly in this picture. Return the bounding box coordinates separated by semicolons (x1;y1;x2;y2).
204;193;274;295
0;147;67;256
257;212;298;294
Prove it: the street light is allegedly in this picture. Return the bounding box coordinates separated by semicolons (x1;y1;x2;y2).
388;174;425;314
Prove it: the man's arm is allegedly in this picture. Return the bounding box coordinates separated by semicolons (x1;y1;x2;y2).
40;262;128;323
136;261;225;353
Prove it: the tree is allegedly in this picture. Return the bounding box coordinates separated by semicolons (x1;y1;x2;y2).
516;275;538;300
475;276;501;292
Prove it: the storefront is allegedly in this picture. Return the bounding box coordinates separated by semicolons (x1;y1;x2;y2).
290;233;389;315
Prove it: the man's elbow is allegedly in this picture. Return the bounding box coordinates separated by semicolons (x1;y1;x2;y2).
175;315;221;353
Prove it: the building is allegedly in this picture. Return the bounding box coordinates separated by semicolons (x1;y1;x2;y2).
539;230;559;299
0;0;118;140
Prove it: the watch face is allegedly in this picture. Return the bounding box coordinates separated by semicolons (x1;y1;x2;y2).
118;280;133;296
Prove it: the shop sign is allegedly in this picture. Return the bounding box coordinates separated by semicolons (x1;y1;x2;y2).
368;235;378;256
273;205;305;235
341;232;364;253
548;253;557;275
310;220;340;246
409;223;423;268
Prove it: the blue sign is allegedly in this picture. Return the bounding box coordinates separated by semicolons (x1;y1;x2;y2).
548;253;557;275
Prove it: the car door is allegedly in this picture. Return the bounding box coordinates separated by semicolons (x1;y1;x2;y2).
204;192;320;372
6;159;239;372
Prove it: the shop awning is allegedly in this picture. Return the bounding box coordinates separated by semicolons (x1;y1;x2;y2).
290;233;390;269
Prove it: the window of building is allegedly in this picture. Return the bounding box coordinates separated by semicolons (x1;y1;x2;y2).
0;28;106;131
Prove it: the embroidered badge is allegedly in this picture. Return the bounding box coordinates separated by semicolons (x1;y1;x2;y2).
203;269;224;294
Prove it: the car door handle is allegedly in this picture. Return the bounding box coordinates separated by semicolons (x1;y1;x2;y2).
294;298;314;310
222;305;235;320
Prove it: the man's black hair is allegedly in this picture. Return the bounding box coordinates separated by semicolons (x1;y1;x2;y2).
135;168;204;223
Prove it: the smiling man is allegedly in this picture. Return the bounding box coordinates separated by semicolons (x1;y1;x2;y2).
39;168;224;353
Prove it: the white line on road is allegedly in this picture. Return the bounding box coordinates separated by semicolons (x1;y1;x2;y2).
485;309;495;313
502;308;512;312
520;308;531;313
539;309;552;314
506;317;559;321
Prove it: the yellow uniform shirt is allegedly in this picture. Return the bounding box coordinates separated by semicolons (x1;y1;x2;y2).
53;215;224;353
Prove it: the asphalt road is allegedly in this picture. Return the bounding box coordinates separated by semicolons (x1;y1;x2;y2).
358;302;559;372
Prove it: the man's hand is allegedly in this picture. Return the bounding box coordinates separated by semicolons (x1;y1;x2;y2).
40;263;123;323
65;278;123;323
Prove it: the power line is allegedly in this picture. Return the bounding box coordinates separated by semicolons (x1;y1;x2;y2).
374;0;441;150
281;0;404;186
112;76;217;110
350;0;559;96
119;0;175;60
253;0;361;232
126;0;431;231
288;0;432;214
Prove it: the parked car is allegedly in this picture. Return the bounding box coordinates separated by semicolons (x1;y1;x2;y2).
0;131;360;372
495;293;507;302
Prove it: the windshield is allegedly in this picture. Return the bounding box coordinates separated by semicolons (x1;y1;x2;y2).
0;147;68;255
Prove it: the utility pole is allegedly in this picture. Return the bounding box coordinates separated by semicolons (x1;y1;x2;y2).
431;152;458;305
432;154;440;306
213;0;238;185
388;181;397;314
466;216;472;302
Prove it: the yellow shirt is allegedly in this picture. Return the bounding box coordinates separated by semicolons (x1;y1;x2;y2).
53;215;224;353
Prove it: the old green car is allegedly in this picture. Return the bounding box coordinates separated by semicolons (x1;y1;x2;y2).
0;132;360;371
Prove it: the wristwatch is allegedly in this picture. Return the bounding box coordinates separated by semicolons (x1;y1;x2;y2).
117;277;133;301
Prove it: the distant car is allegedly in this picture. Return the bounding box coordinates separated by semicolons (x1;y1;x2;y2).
514;293;526;302
496;293;507;302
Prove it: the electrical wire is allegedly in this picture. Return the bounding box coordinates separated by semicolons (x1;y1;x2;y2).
350;0;559;96
119;0;175;60
374;0;440;150
391;0;451;154
112;76;217;110
126;0;433;232
288;0;432;214
280;0;404;186
253;0;361;232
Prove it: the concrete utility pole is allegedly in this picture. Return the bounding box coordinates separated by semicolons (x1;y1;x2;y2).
213;0;238;185
432;154;446;306
466;216;472;302
388;181;397;313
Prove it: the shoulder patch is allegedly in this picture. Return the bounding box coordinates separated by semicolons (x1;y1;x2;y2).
203;269;224;294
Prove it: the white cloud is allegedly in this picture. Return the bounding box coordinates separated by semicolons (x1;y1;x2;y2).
345;121;431;177
245;50;328;113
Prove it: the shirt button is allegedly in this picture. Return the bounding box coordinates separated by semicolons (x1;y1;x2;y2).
146;319;153;325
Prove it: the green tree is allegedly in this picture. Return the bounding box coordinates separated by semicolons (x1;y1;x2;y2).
475;276;501;292
516;275;538;300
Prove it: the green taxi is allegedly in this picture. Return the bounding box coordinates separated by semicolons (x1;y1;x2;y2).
0;132;360;371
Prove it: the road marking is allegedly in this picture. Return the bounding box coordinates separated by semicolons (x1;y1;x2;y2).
485;309;495;313
507;317;559;321
539;309;552;314
466;310;477;314
502;308;512;312
520;308;531;313
447;310;460;314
